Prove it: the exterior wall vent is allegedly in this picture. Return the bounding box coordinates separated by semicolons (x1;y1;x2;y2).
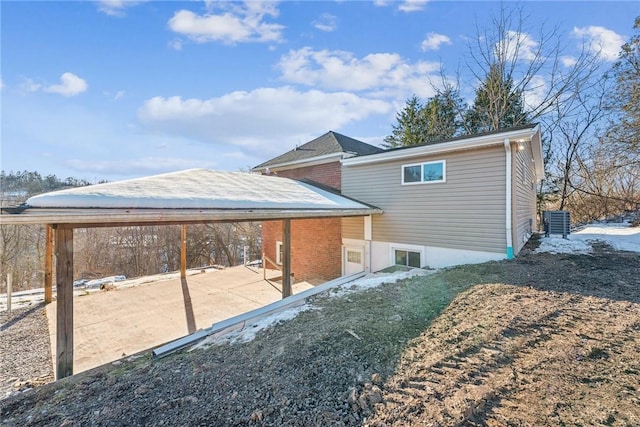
543;210;570;238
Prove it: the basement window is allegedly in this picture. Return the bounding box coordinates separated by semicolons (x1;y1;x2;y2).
402;160;446;185
394;249;421;268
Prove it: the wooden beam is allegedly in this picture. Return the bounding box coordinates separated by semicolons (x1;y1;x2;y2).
44;225;54;304
281;219;292;298
55;227;74;379
0;208;382;227
180;224;187;279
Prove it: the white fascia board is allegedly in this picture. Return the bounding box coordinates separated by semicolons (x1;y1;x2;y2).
342;126;540;167
252;152;344;172
530;129;545;180
0;207;383;226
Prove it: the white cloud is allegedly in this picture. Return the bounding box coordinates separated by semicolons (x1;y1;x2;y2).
44;72;88;97
0;77;4;90
313;13;337;32
21;78;42;93
398;0;430;13
137;87;391;154
561;56;578;67
97;0;147;17
168;38;183;51
276;47;440;99
168;2;285;45
572;26;625;61
496;31;539;62
523;75;547;110
103;90;125;100
420;32;452;51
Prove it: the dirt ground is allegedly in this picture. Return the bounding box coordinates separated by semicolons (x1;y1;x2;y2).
1;238;639;426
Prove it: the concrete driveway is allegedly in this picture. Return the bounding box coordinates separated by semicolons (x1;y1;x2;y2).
45;266;313;374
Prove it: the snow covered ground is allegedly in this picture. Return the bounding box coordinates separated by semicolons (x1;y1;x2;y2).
535;222;640;255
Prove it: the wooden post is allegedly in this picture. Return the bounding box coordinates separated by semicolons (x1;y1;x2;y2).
282;219;292;298
6;272;12;315
180;225;187;279
44;225;54;304
55;226;74;379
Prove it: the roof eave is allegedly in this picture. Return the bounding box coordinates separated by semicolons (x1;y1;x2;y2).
0;207;383;227
342;126;541;167
252;152;345;172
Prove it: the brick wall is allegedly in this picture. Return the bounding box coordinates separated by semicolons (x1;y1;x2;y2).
262;218;343;283
273;162;341;190
261;160;344;283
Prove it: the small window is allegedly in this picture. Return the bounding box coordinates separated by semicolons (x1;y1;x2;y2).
276;241;283;265
403;165;421;183
347;250;362;264
394;249;421;268
402;160;445;185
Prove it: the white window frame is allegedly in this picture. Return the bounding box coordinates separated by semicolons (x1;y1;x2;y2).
390;245;424;268
276;241;283;265
401;160;446;185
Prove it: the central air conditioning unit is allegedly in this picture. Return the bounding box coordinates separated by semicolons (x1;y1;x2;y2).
543;210;570;238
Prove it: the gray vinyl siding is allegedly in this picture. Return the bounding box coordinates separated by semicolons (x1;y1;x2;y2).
513;142;537;253
342;146;507;253
342;216;364;240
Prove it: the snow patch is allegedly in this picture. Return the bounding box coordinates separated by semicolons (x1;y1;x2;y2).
536;222;640;254
330;268;434;298
191;268;433;349
191;304;313;350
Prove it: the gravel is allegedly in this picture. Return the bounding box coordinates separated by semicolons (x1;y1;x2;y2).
0;304;54;400
1;240;638;426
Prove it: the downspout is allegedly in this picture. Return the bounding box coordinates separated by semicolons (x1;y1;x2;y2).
504;138;514;259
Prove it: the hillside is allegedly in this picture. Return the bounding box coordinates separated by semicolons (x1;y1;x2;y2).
1;237;639;426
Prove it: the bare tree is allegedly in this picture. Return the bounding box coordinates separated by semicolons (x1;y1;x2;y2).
462;4;601;132
548;78;609;211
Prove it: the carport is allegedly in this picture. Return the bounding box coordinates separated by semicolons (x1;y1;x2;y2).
0;169;382;379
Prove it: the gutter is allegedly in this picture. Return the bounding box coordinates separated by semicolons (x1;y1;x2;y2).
504;138;514;259
342;126;539;167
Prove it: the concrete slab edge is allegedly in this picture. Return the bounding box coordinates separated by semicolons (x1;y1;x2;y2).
152;271;367;358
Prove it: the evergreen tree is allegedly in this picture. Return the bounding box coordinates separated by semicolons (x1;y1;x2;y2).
422;85;464;143
464;63;529;133
384;86;465;148
383;95;426;148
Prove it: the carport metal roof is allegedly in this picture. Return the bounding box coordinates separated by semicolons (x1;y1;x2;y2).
1;169;381;226
0;169;382;380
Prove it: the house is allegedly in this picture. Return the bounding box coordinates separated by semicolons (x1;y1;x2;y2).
341;124;543;272
251;131;383;282
254;124;543;279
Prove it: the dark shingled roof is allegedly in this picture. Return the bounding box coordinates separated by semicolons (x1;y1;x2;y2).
252;131;383;170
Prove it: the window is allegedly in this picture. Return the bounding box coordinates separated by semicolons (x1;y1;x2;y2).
347;250;362;264
394;249;421;268
276;241;283;265
402;160;445;185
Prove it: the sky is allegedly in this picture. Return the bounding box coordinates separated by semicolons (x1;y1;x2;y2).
1;1;638;182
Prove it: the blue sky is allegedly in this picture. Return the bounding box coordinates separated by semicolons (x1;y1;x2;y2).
1;1;638;182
